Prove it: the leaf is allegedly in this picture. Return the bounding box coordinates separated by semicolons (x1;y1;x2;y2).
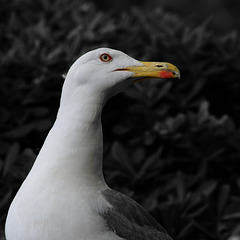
2;124;34;139
185;78;206;103
113;125;130;135
131;148;145;164
198;101;209;124
137;148;162;179
156;81;172;100
176;171;185;202
198;180;217;197
177;221;194;239
0;189;12;209
218;184;230;216
188;203;209;218
111;142;137;177
186;180;217;213
192;219;216;239
222;212;240;220
3;142;20;176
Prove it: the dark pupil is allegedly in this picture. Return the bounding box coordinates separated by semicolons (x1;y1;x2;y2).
103;55;108;60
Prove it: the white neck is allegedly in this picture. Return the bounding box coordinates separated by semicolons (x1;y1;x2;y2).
28;82;107;189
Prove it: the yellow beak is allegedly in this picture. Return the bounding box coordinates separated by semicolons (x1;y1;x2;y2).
117;61;180;81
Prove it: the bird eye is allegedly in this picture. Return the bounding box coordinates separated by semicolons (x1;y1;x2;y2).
99;53;112;62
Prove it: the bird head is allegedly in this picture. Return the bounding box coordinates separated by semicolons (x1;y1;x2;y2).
64;48;180;101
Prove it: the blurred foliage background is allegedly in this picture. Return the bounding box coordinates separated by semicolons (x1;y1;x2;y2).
1;0;240;239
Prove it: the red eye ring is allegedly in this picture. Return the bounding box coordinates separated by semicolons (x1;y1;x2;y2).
99;53;112;62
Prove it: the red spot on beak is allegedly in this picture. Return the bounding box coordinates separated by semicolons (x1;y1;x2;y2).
159;70;174;78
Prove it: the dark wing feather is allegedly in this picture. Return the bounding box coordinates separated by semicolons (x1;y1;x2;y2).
99;189;172;240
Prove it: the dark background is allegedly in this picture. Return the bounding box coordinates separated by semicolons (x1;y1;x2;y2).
1;0;240;239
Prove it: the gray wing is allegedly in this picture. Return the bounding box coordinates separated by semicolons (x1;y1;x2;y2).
99;188;173;240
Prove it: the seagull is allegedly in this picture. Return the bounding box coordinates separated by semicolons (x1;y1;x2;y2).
5;48;180;240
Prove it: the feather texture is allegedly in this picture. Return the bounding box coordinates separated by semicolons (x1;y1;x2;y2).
100;189;172;240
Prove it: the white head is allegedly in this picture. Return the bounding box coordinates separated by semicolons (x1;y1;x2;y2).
61;48;180;104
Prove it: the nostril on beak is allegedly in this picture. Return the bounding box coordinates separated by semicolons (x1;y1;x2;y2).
156;65;164;68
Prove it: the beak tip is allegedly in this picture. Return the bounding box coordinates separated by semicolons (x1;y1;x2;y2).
175;72;180;79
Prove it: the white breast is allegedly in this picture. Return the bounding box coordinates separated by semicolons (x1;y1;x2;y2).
5;176;122;240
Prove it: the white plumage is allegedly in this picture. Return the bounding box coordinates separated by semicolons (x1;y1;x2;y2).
5;48;179;240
